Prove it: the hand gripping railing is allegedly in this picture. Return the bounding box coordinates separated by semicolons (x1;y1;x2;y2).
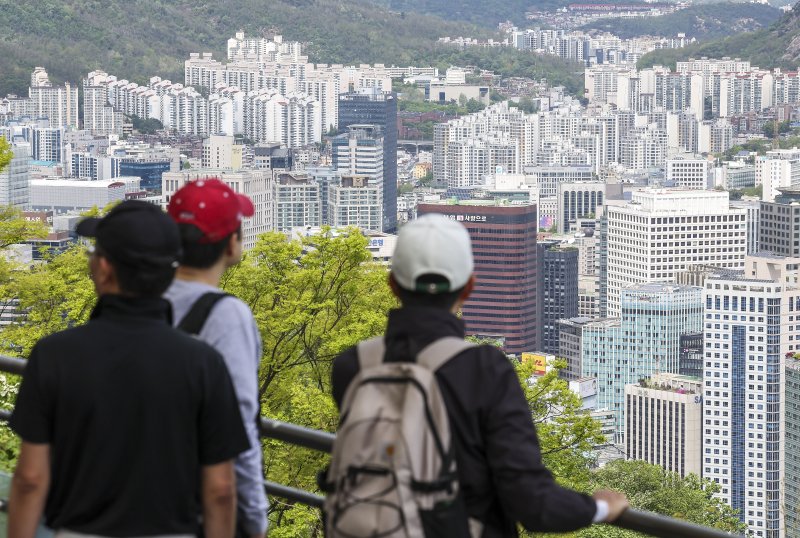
0;355;741;538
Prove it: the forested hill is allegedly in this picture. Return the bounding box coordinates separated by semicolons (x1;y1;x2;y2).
640;1;800;70
0;0;465;94
0;0;588;97
580;2;781;40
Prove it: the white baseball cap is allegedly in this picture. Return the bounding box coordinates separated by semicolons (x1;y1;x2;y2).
391;214;474;294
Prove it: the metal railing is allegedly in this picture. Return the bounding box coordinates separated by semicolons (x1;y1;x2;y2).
0;355;741;538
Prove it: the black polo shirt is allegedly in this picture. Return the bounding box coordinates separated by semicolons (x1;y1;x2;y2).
10;295;250;536
332;306;598;536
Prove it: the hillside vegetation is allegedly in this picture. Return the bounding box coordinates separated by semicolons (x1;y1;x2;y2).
580;2;781;40
0;0;584;97
639;2;800;70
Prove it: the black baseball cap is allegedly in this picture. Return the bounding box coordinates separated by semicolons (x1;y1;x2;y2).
76;201;182;270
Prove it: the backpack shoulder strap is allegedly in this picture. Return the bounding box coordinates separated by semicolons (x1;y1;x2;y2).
177;292;231;335
356;336;386;371
417;337;476;372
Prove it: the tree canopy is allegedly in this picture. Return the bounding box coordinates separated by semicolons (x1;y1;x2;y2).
0;219;748;536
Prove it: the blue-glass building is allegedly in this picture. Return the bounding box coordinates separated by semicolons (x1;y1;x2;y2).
119;161;171;193
338;89;397;232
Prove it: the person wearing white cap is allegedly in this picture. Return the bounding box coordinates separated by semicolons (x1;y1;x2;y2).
331;214;628;536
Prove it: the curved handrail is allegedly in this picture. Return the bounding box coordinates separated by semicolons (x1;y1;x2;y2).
0;355;744;538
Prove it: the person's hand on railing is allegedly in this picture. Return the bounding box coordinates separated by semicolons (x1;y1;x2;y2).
592;489;629;522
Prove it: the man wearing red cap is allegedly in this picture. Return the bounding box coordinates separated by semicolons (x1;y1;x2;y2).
165;178;268;538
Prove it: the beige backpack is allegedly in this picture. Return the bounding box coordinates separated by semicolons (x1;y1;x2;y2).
323;336;475;537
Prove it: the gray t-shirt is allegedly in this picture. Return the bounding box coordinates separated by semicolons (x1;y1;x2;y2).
165;279;268;535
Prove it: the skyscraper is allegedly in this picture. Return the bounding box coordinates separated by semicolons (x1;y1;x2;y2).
417;202;537;355
605;189;746;317
338;88;397;232
786;356;800;537
625;373;702;477
537;241;578;354
703;255;800;538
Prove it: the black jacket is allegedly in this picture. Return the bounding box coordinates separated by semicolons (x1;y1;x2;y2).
331;306;597;537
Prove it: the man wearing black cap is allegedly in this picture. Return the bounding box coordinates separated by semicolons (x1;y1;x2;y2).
7;201;250;538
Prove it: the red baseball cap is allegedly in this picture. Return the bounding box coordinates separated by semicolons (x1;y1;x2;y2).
167;178;255;243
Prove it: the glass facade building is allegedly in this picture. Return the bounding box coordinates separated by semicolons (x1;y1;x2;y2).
702;258;800;538
338;89;397;232
417;202;537;355
537;241;578;354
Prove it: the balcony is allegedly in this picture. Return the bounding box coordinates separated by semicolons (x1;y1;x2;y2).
0;354;741;538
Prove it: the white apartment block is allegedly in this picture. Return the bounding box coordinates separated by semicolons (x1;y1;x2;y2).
83;71;123;136
703;255;800;538
625;373;702;477
273;171;322;232
28;68;79;129
328;175;382;232
605;189;747;317
161;169;273;250
202;135;243;170
756;149;800;203
666;156;709;190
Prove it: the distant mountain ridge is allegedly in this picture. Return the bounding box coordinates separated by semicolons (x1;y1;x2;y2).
579;2;781;40
640;2;800;70
0;0;483;96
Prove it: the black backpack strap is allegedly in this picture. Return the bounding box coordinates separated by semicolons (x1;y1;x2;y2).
177;292;231;335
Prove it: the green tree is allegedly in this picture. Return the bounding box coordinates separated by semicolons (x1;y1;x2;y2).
575;460;747;537
518;359;604;491
764;120;791;139
220;230;396;532
0;138;12;173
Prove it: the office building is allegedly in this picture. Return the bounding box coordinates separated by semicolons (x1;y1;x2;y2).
702;255;800;538
0;143;31;208
578;275;600;318
202;135;243;170
418;202;537;355
332;125;384;230
31;127;64;163
338;88;397;232
665;156;709;189
557;182;604;234
162;169;273;250
730;199;760;255
679;333;703;378
537;241;579;354
625;373;702;477
560;283;703;440
253;143;292;171
759;186;800;258
605;189;747;317
70;153;120;181
786;356;800;537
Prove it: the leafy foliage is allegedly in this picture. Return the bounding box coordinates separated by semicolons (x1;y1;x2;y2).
580;2;780;40
574;461;748;537
219;230;396;531
376;0;584;26
640;2;800;70
0;139;11;173
128;114;164;134
518;359;604;491
0;218;748;537
0;0;581;98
